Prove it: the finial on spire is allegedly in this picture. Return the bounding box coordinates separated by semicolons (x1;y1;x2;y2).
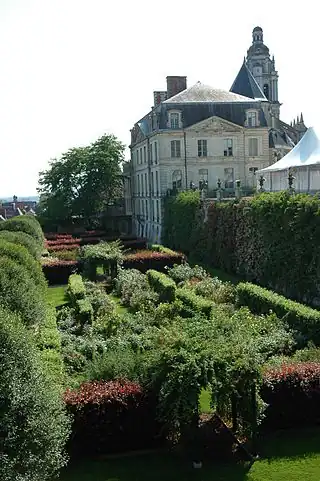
293;118;296;126
297;115;300;124
300;112;304;123
243;56;246;64
290;121;292;127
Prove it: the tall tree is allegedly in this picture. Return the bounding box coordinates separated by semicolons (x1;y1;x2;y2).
37;134;124;228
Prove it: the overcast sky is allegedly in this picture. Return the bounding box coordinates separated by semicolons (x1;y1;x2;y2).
0;0;318;197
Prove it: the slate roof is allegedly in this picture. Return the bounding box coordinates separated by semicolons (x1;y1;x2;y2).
230;62;267;100
269;129;296;149
163;82;253;104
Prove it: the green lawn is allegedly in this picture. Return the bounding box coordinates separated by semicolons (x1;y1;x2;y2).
47;285;68;307
109;294;130;316
59;428;320;481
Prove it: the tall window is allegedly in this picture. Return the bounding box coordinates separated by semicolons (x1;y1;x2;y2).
154;141;158;163
155;170;159;195
137;175;140;196
151;172;154;195
198;139;208;157
223;139;233;156
247;111;258;127
145;199;148;220
150;143;153;164
141;199;144;216
156;200;160;222
224;167;234;189
249;167;258;174
249;138;258;156
140;148;142;164
151;200;155;221
171;140;181;158
145;173;147;195
141;174;144;196
136;150;139;165
172;170;182;189
170;113;180;129
199;169;208;182
143;146;147;163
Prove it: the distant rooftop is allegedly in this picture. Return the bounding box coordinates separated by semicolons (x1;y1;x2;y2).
164;82;253;104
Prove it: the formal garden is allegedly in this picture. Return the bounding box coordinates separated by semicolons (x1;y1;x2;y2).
2;198;320;480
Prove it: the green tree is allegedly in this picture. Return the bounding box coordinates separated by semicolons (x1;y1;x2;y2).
37;134;124;228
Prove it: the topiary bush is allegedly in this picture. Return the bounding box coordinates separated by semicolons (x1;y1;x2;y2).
0;230;42;259
236;282;320;346
0;257;46;326
67;274;86;305
147;270;176;303
0;239;47;290
0;307;70;481
0;215;44;245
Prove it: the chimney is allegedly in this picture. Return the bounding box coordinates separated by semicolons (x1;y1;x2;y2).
153;91;167;107
166;76;187;100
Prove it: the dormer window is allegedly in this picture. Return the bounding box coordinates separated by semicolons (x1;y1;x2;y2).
246;110;259;128
168;110;182;129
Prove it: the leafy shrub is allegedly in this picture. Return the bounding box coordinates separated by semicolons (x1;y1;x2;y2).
194;278;236;304
236;282;320;346
262;362;320;429
176;288;213;318
67;274;86;304
0;257;46;326
64;380;163;456
147;270;176;302
76;299;94;325
123;249;185;273
0;215;44;245
0;307;70;481
84;281;114;318
129;288;159;312
80;241;124;280
42;260;79;285
0;239;47;289
166;263;208;284
86;346;142;382
115;268;149;306
0;230;42;259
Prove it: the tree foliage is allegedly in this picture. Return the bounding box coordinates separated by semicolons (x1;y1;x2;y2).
37;134;124;227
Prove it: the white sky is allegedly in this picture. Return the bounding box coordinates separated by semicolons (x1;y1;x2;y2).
0;0;319;197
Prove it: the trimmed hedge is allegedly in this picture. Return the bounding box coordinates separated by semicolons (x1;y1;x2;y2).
123;249;185;273
0;230;42;259
42;260;79;285
0;215;44;245
262;362;320;429
67;274;86;305
147;270;176;303
76;298;93;325
64;380;164;456
236;282;320;346
0;257;46;326
176;288;213;318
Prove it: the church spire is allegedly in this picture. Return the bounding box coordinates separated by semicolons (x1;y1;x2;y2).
300;112;304;123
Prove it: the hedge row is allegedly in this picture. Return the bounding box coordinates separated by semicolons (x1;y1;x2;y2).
262;362;320;429
64;380;164;456
0;215;44;245
0;230;42;259
42;260;79;285
123;249;185;273
163;191;320;304
176;288;213;318
147;270;176;303
236;282;320;346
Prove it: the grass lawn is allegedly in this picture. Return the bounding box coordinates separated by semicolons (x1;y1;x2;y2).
47;285;68;308
109;294;130;316
59;428;320;481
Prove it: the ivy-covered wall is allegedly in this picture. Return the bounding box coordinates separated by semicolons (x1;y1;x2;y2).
163;191;320;304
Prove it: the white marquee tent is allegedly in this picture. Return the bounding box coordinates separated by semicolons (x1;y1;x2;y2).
257;127;320;192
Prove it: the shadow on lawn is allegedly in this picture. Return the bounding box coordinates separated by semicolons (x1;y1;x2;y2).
60;452;253;481
257;427;320;460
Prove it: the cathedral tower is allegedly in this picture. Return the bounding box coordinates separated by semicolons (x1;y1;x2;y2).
246;26;280;117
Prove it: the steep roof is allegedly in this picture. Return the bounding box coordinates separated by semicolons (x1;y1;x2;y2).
230;62;267;100
163;82;253;103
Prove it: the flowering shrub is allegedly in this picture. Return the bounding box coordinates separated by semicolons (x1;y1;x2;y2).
64;380;163;456
115;268;149;306
166;263;208;284
262;362;320;429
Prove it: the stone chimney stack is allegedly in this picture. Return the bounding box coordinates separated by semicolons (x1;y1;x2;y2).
166;76;187;100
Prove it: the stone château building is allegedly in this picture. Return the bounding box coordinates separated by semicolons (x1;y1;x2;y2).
127;26;307;242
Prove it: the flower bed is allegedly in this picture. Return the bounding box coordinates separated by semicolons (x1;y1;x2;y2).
123;249;185;273
262;362;320;429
